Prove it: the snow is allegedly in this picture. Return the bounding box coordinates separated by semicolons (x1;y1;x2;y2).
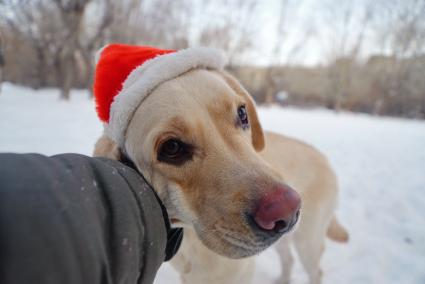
0;83;103;155
1;83;425;284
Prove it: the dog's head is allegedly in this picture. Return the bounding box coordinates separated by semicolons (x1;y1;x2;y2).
95;69;300;258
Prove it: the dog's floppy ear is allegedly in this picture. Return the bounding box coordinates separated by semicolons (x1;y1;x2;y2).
93;134;122;160
218;71;265;152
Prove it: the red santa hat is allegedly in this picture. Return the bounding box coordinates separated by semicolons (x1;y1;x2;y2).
93;44;226;147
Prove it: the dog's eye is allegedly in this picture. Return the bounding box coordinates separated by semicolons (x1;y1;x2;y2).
157;139;193;165
238;105;249;129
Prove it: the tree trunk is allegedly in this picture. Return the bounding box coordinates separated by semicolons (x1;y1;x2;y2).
35;45;47;88
79;49;94;98
0;69;3;94
264;68;276;105
421;96;425;119
334;92;342;113
60;74;72;100
0;43;4;94
59;55;74;100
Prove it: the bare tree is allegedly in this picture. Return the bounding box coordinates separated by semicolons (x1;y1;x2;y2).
1;0;114;99
0;29;4;93
263;0;312;104
105;0;191;49
319;0;375;111
2;1;54;87
370;0;425;116
196;0;259;66
263;0;290;104
52;0;90;99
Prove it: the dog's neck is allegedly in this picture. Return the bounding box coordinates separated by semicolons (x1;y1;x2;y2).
120;152;184;261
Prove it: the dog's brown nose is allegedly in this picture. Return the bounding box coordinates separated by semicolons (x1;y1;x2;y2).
254;185;301;233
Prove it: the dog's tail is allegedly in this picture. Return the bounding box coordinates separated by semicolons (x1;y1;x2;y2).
327;215;349;243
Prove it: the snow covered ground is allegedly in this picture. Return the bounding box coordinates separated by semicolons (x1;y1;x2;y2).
1;83;425;284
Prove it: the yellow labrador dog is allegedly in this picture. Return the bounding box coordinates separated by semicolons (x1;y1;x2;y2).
93;69;348;284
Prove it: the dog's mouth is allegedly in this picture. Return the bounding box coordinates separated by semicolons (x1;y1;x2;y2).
235;210;299;256
197;210;300;259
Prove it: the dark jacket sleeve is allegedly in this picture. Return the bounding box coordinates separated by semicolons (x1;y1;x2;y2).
0;153;167;284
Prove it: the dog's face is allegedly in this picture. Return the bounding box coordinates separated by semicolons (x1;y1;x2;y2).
115;69;300;258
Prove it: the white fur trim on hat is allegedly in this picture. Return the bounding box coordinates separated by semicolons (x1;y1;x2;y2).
105;47;227;148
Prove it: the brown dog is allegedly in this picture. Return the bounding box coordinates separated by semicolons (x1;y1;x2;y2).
93;69;348;284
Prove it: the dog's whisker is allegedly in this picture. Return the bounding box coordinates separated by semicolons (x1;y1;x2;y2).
213;225;246;239
213;225;259;248
218;234;258;252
